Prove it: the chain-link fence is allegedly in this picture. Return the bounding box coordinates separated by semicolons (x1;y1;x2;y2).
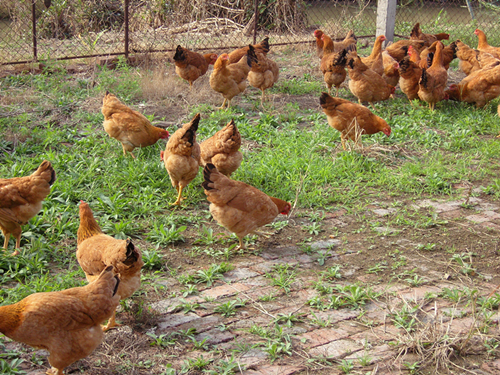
0;0;499;66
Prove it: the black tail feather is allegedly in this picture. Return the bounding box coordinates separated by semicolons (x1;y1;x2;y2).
202;163;217;191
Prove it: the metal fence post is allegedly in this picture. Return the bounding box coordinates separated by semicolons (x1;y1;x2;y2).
253;0;259;45
124;0;129;58
32;0;37;62
376;0;396;42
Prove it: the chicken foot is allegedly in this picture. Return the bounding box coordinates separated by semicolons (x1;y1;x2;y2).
46;367;63;375
121;144;136;159
218;98;229;110
171;186;186;206
102;311;121;331
2;232;21;256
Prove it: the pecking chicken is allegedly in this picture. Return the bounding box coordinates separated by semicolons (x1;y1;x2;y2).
346;51;395;107
475;29;500;59
202;163;291;250
320;34;349;96
247;51;279;105
418;41;448;110
320;92;391;150
161;113;201;206
398;46;423;102
456;40;481;75
385;39;426;63
419;41;456;70
445;60;500;108
0;265;120;375
228;37;269;64
382;51;400;88
360;35;386;76
209;46;258;109
0;160;56;255
199;119;242;177
410;22;450;46
173;45;217;89
77;201;143;331
101;92;169;158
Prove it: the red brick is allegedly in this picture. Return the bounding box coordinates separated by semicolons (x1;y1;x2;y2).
242;365;304;375
309;338;363;358
466;211;500;223
350;324;401;343
345;344;395;364
200;282;251;300
397;285;442;301
440;209;463;220
297;327;351;348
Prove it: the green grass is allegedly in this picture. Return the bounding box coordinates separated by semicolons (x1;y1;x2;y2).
0;51;500;317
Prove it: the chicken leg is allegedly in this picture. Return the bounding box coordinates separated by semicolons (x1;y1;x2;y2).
2;230;21;256
46;367;63;375
102;311;121;331
171;185;185;206
121;144;136;159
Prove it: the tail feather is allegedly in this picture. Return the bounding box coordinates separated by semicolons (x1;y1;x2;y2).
420;68;428;88
182;113;200;145
319;92;336;108
202;163;217;191
246;45;258;68
333;48;348;66
35;160;56;185
260;37;270;53
410;22;420;38
123;239;139;266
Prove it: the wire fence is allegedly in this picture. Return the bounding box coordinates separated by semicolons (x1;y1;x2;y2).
0;0;499;66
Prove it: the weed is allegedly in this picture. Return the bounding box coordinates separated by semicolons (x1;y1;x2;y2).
338;359;354;373
266;264;297;294
213;298;247;317
146;332;176;348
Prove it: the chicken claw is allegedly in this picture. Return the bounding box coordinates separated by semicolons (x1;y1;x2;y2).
46;367;63;375
102;313;121;332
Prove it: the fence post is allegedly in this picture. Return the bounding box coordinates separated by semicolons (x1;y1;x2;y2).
32;0;37;62
253;0;259;45
124;0;129;59
376;0;396;42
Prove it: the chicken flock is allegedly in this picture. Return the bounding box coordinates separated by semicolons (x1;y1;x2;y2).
1;23;500;374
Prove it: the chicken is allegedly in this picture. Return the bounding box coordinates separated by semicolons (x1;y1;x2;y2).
209;46;258;109
77;201;143;331
475;29;500;59
319;92;391;150
0;160;56;256
410;22;450;46
314;29;325;58
0;265;120;375
456;40;482;75
247;51;279;105
161;113;201;206
199;119;242;177
228;37;269;64
101;92;169;158
334;29;357;52
382;51;400;87
419;41;456;70
445;60;500;108
385;39;426;62
418;41;448;110
202;163;291;250
173;45;218;89
320;34;349;96
360;35;386;76
398;46;423;102
346;51;395;107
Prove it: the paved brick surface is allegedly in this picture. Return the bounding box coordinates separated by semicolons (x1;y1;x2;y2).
135;194;500;374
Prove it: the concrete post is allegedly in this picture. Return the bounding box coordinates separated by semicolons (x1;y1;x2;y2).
376;0;396;42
